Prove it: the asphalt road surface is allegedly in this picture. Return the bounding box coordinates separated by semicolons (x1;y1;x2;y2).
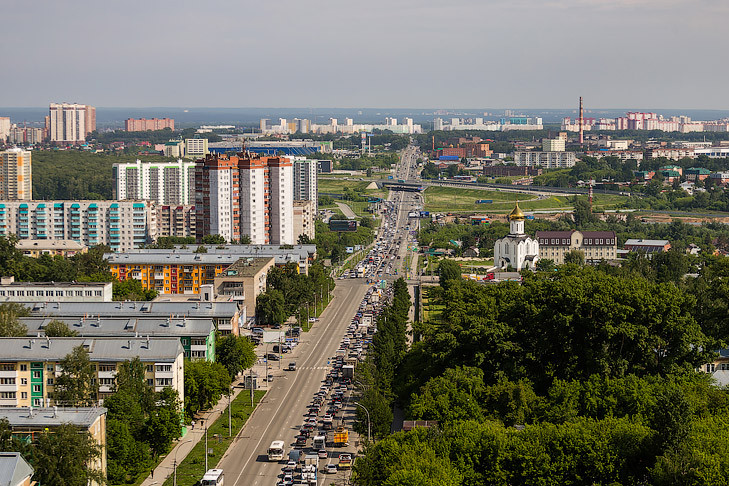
217;278;369;486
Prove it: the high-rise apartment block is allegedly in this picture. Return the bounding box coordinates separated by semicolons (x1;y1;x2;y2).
0;117;10;141
514;151;576;169
0;200;156;252
8;126;44;145
125;118;175;131
542;138;566;152
48;103;96;143
156;205;196;238
0;148;32;200
185;138;209;158
113;159;196;205
293;158;318;206
293;200;315;242
195;153;294;244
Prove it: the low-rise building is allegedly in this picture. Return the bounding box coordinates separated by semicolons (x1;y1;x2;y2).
0;452;34;486
585;150;644;162
482;166;542;177
16;239;87;258
1;408;107;484
635;171;655;181
28;300;241;336
0;337;184;405
542;138;565;152
623;239;671;254
293;200;315;242
660;170;681;183
710;172;729;185
535;230;617;264
514;151;576;169
685;167;711;182
213;257;274;320
0;277;112;303
699;349;729;387
647;148;695;160
21;316;216;361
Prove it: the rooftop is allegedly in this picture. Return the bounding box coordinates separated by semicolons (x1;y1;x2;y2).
16;239;86;250
624;239;670;246
28;300;238;318
0;337;183;362
0;452;33;486
0;277;110;288
21;316;214;337
0;407;107;428
220;257;275;278
106;245;316;266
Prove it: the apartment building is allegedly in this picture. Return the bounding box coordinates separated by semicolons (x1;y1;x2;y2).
213;257;274;319
1;148;32;200
113;159;196;205
47;103;95;143
293;158;318;205
0;452;34;486
1;408;107;483
16;239;87;258
514;151;576;169
163;140;185;158
27;300;241;336
22;316;216;361
293;200;315;242
0;337;184;406
0;117;9;142
585;150;644;162
8;127;43;145
542;138;566;152
535;230;617;264
156;205;196;238
0;201;156;252
185;138;209;158
0;277;112;303
647;148;696;160
125;118;175;131
195;153;294;244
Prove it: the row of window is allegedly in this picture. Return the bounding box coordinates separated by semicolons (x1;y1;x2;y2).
0;289;102;297
0;363;175;373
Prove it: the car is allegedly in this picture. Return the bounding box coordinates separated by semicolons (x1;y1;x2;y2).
283;473;294;484
295;435;307;446
326;463;338;474
288;362;297;371
318;449;328;459
251;327;264;335
284;461;296;472
267;353;280;361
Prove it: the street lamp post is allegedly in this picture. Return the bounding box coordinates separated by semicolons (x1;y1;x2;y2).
353;402;371;443
173;439;192;486
228;386;232;436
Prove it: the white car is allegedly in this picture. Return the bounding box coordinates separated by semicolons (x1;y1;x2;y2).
326;463;338;474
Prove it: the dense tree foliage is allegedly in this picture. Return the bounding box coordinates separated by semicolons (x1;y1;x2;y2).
314;220;375;263
54;345;99;406
43;319;79;337
183;360;231;417
216;334;257;378
0;303;29;337
104;357;182;483
265;262;334;320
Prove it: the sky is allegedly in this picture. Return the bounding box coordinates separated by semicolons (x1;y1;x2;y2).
2;0;727;109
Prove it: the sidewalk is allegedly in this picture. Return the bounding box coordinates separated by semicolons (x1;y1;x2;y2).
139;377;246;486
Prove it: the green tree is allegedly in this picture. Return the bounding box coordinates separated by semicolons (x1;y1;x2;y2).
216;334;257;378
194;245;208;253
536;258;555;272
255;289;287;327
564;249;585;265
112;278;158;301
54;345;99;406
239;234;252;244
43;319;79;337
184;360;231;417
202;234;226;245
438;259;462;289
0;303;29;336
31;424;104;486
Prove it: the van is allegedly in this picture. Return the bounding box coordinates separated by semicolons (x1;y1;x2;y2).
251;327;264;335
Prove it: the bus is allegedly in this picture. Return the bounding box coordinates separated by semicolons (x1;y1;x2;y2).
268;440;285;461
201;469;224;486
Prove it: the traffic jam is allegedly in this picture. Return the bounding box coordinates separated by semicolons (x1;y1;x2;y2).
277;283;390;486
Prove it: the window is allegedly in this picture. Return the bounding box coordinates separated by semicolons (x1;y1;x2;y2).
20;378;27;385
100;378;115;386
46;378;54;385
33;398;41;407
98;364;116;372
46;365;53;372
147;379;154;386
32;371;41;379
19;364;26;371
32;385;41;393
0;378;15;385
155;365;172;373
0;392;16;399
21;392;27;399
146;365;154;373
0;364;14;371
155;378;173;387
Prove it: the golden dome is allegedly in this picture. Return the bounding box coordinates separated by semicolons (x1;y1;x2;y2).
509;202;525;221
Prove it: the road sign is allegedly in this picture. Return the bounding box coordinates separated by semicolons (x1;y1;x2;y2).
329;220;358;232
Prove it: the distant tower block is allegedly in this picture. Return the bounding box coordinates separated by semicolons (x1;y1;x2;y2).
579;96;584;146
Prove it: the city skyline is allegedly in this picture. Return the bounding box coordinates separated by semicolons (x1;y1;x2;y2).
2;0;727;109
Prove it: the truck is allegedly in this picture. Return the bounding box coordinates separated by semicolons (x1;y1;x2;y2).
333;426;349;447
302;454;319;485
356;267;366;278
313;435;326;450
338;453;353;470
342;365;354;381
360;314;373;327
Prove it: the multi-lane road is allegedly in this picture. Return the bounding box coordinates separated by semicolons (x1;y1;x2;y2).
217;146;419;486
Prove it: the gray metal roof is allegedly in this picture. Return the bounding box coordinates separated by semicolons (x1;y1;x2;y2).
0;452;33;486
21;316;214;338
28;301;238;319
104;244;316;265
0;337;183;362
0;407;106;428
624;239;670;246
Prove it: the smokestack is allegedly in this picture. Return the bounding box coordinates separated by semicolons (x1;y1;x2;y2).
579;96;584;146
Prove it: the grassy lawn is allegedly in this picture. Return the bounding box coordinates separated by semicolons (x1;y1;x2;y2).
422;287;444;323
162;390;266;486
318;178;387;200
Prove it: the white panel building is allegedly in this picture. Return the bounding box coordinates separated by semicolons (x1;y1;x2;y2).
113;159;196;205
292;158;318;206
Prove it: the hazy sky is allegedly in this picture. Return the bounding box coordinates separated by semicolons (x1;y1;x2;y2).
2;0;727;109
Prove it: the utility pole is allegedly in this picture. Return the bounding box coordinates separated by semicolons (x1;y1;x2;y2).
228;386;232;436
205;426;208;471
250;368;254;406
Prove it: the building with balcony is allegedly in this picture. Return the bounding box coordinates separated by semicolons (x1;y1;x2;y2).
514;151;576;169
1;148;32;200
125;118;174;132
156;205;196;238
21;316;216;361
47;103;95;143
0;201;156;252
26;300;241;336
213;257;274;320
293;200;315;242
185;138;209;158
0;337;184;406
535;230;618;264
113;159;196;205
1;407;107;484
0;277;112;303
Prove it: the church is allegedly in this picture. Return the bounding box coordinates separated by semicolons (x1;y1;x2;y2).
494;203;539;271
